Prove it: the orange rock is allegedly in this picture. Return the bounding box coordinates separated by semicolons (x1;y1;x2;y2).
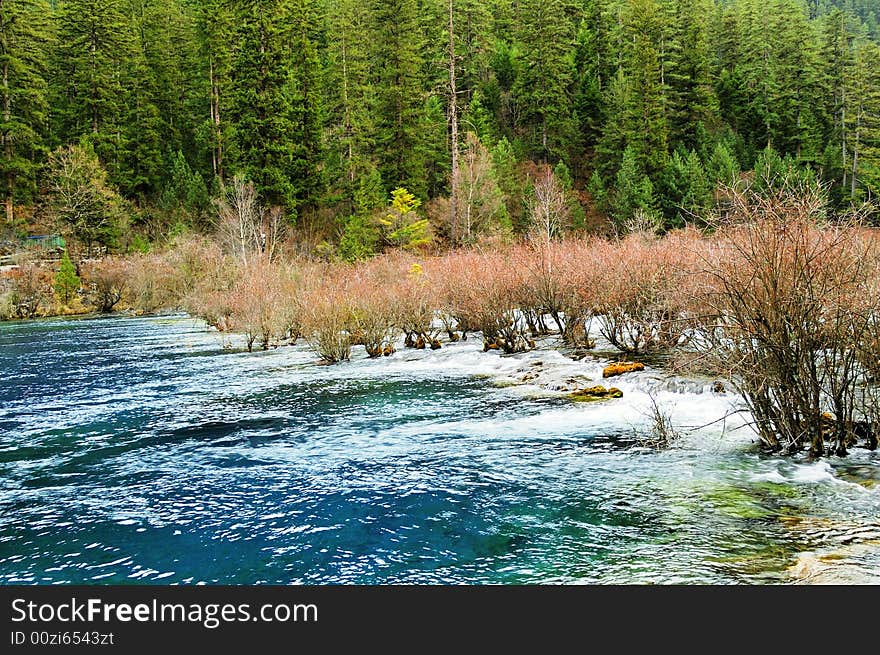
602;361;645;378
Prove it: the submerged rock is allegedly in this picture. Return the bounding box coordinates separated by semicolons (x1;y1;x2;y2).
568;385;623;402
603;361;645;378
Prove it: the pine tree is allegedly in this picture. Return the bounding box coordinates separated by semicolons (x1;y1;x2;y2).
618;0;669;179
665;0;718;150
52;0;134;184
595;67;632;181
422;95;450;199
372;0;428;198
54;249;80;303
228;0;323;214
845;39;880;200
288;0;325;212
121;0;164;198
768;0;825;163
326;0;377;213
194;0;234;182
0;0;52;224
573;2;612;167
513;0;577;162
660;148;711;227
820;8;854;199
612;145;656;228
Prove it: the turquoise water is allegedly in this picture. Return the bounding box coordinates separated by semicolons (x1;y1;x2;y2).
1;315;878;584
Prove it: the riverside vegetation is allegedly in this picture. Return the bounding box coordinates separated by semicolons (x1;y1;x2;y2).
4;178;880;460
3;0;880;461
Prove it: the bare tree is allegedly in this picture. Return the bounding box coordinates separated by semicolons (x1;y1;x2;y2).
448;0;459;243
215;176;286;265
453;133;507;244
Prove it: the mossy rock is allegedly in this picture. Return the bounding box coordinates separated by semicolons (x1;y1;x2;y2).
568;385;623;402
603;361;645;378
701;486;773;520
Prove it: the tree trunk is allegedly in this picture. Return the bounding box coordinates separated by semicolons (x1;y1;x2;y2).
2;59;12;225
448;0;459;245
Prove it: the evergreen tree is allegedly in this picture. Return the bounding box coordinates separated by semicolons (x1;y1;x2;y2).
326;0;377;213
288;0;325;212
194;0;235;182
372;0;428;198
0;0;52;224
573;2;612;168
52;0;134;184
768;0;825;163
660;148;711;227
618;0;669;179
122;0;164;198
611;145;656;228
665;0;718;150
595;67;632;181
820;9;854;200
53;249;80;303
512;0;577;162
706;139;741;189
228;0;324;214
845;39;880;200
422;95;450;199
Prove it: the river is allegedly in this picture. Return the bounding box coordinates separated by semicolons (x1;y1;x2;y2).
1;315;878;584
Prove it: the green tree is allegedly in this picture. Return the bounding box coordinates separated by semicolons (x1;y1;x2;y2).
158;150;208;217
491;136;524;231
660;148;711;228
376;187;432;250
845;39;880;200
47;141;126;257
52;0;133;183
512;0;577;162
618;0;669;179
53;249;80;303
228;0;323;214
611;145;656;228
372;0;428;197
706;139;740;190
194;0;235;182
0;0;52;224
326;0;377;213
573;3;612;166
665;0;718;150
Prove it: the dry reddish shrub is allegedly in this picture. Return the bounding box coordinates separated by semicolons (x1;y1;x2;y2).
298;264;354;363
438;248;533;353
592;231;701;354
345;257;401;357
3;262;51;318
227;259;297;351
692;188;880;456
82;257;131;313
126;253;178;314
517;238;608;346
384;255;441;349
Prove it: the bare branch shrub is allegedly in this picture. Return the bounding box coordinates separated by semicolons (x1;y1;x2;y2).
82;258;130;313
692;187;880;456
593;231;700;353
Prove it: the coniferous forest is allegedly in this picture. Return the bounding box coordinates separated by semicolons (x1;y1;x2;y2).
2;0;880;251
